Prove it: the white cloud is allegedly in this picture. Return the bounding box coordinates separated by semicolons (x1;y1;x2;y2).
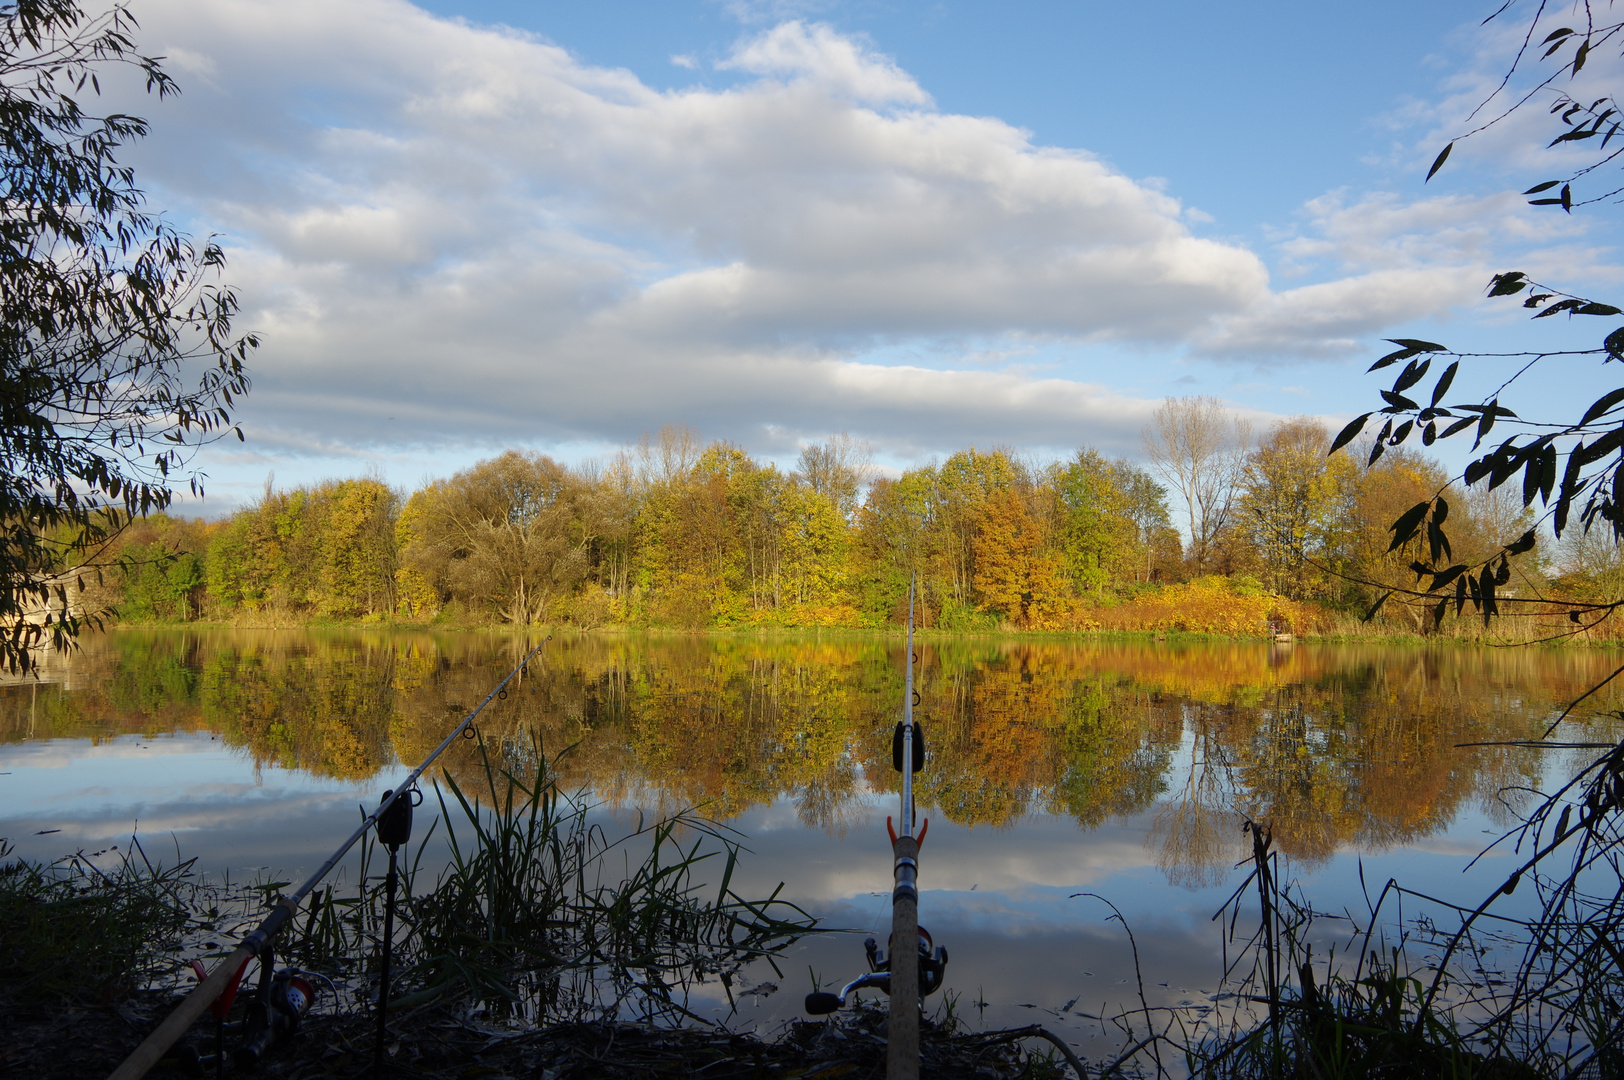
1196;266;1484;359
87;0;1587;486
106;0;1284;465
716;20;929;106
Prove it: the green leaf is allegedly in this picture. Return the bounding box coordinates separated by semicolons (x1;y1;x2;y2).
1328;413;1369;455
1473;400;1503;449
1386;338;1448;352
1605;327;1624;360
1523;180;1562;193
1429;360;1458;407
1533;298;1583;319
1380;390;1420;411
1387;501;1431;553
1579;427;1624;465
1542;27;1575;44
1523;450;1544;506
1506;530;1537;555
1556;447;1585;536
1369;419;1393;466
1441;416;1476;438
1369;346;1420;372
1428;517;1451;564
1551;128;1598;145
1363;591;1392;622
1431;564;1469;591
1580;388;1624;426
1578;303;1622;316
1393;357;1431;393
1574;39;1590;76
1487;272;1528;297
1563;183;1573;212
1425;142;1453;182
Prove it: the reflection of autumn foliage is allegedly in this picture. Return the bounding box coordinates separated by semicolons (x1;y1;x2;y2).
0;633;1612;885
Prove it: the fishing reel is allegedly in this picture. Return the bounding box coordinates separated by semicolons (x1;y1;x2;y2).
804;925;949;1015
177;951;323;1076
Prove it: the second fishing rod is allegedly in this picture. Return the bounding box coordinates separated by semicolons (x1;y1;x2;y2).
108;638;550;1080
804;574;947;1080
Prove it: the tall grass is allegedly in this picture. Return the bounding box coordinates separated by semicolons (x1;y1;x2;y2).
1086;800;1622;1079
277;731;818;1023
0;838;200;1002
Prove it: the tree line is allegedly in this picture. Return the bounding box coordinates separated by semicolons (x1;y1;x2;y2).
93;401;1613;634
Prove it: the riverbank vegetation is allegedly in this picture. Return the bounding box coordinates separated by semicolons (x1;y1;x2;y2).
5;720;1616;1076
75;416;1624;643
0;735;1077;1079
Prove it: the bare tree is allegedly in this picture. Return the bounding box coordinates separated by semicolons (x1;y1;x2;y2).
635;424;702;488
1142;396;1251;573
793;431;877;521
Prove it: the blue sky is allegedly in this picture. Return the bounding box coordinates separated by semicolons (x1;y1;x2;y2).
103;0;1624;510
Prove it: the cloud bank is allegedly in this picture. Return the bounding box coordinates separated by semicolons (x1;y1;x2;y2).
106;0;1538;471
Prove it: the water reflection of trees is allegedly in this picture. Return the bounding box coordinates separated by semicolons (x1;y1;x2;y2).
0;632;1612;883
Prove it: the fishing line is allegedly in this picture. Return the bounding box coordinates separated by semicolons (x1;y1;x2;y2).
108;638;550;1080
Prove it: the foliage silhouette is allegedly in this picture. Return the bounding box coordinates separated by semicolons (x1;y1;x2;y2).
0;0;256;672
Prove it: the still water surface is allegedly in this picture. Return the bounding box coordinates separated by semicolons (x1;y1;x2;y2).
2;630;1617;1053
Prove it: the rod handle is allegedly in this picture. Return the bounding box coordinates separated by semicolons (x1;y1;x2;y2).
108;943;255;1080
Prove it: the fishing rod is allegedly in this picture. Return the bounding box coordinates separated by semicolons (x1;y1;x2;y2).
107;638;550;1080
804;575;946;1080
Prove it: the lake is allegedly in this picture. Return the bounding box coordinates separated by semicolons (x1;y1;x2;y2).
2;629;1616;1059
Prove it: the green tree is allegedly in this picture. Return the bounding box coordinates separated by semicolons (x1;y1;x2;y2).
317;478;398;618
1237;418;1356;599
854;470;936;626
1055;449;1159;596
0;1;256;669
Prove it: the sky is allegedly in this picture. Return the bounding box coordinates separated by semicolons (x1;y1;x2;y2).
94;0;1624;512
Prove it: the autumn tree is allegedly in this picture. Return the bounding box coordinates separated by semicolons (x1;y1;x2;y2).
403;451;589;625
1237;418;1357;599
933;448;1020;625
317;478;397;618
963;481;1051;627
110;514;212;621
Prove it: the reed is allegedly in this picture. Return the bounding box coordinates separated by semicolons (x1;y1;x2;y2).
1111;800;1621;1079
275;731;819;1023
0;838;200;1002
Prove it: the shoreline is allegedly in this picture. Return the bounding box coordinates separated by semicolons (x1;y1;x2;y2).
96;619;1624;650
